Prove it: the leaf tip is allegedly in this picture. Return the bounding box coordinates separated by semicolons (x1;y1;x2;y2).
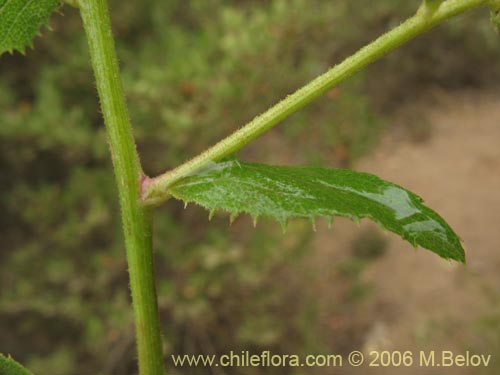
327;216;334;229
456;244;466;264
251;214;259;228
410;237;418;250
310;217;317;232
279;218;288;234
352;216;360;227
229;212;238;225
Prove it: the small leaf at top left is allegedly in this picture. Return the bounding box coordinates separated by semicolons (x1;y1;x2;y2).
0;0;60;55
0;353;33;375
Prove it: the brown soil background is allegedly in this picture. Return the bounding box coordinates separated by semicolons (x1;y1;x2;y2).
311;89;500;375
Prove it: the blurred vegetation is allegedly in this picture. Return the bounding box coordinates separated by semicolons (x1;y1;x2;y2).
1;0;499;374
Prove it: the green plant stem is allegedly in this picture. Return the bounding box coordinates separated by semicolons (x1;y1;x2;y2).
79;1;165;374
142;0;490;206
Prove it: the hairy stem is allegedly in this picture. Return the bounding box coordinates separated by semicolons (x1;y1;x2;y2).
79;0;164;374
142;0;490;206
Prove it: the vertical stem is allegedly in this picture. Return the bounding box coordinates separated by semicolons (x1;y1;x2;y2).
79;1;165;374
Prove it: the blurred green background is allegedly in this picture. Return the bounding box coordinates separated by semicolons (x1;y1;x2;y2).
1;0;500;374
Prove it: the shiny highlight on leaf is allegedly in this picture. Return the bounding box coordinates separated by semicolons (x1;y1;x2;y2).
169;161;465;262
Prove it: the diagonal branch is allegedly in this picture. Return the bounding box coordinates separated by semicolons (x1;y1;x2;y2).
142;0;492;206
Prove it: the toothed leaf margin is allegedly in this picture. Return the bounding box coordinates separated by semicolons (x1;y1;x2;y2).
169;161;465;262
0;0;60;55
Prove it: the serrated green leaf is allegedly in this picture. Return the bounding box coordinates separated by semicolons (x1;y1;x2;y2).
0;354;32;375
169;161;465;262
0;0;59;55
